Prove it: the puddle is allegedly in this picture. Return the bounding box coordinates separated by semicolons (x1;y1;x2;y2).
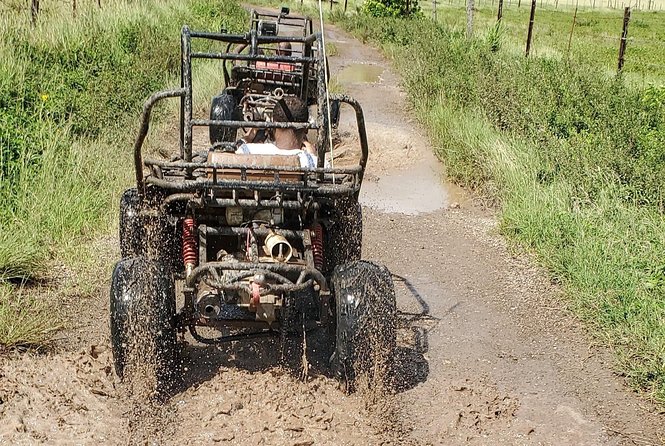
360;160;466;215
335;64;384;84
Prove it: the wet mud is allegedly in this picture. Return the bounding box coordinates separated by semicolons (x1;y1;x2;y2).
360;159;466;214
334;63;384;84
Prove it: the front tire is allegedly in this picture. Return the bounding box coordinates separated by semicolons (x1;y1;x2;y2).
110;257;179;394
331;260;396;391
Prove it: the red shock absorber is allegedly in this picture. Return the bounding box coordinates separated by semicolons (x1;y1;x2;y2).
182;216;198;275
311;223;324;271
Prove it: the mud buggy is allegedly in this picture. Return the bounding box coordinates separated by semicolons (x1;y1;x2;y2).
110;25;396;393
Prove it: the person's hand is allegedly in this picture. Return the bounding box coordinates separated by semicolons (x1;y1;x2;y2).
243;127;260;143
302;140;315;154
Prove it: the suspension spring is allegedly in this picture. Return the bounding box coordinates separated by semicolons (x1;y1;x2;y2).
311;223;324;271
183;216;198;272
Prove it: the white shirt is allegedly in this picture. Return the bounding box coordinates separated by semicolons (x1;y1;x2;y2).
236;143;318;168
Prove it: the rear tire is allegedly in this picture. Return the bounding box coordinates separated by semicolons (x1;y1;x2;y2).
119;188;144;259
119;188;180;272
325;198;362;274
209;92;239;144
331;260;396;391
110;257;179;394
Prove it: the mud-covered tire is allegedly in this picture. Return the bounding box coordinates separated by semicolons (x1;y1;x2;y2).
110;257;179;393
209;92;239;144
119;188;144;259
119;188;181;272
325;198;362;274
331;260;396;391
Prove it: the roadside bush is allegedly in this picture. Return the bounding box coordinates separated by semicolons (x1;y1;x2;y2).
361;0;420;17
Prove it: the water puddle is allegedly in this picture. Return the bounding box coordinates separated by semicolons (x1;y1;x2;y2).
360;160;466;215
335;64;384;84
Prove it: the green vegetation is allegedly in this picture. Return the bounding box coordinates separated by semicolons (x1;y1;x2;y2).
0;0;246;348
424;2;665;85
361;0;420;17
0;282;63;351
337;13;665;402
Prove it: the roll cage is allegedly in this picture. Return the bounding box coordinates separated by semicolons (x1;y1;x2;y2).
132;26;368;200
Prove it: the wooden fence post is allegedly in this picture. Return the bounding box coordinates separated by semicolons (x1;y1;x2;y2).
433;0;437;21
617;6;631;72
466;0;475;38
497;0;504;20
566;3;578;58
525;0;536;56
344;0;348;12
31;0;39;26
72;0;77;18
97;0;101;8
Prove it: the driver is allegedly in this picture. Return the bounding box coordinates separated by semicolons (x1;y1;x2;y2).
235;96;317;168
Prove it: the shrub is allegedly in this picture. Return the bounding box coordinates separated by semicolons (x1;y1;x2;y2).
361;0;420;18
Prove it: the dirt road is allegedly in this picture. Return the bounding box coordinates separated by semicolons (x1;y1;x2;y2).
1;21;664;446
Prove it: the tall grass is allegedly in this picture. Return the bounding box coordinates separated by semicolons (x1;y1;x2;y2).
0;0;246;281
338;14;665;402
0;0;246;348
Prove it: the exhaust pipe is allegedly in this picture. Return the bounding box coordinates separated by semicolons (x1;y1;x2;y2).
264;231;293;262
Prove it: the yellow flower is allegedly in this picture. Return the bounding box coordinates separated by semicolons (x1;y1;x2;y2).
40;93;49;102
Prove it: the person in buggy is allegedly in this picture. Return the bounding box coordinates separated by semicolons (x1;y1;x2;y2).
235;95;317;168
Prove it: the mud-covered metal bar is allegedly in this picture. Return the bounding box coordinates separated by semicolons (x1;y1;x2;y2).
205;226;307;240
190;52;316;63
190;119;315;130
145;177;359;196
188;31;318;45
161;194;319;211
186;261;327;291
330;93;369;191
182;26;193;164
145;158;362;174
133;88;186;196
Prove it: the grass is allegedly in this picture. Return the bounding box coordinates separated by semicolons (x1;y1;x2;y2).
326;41;340;55
426;2;665;85
0;283;64;351
0;0;247;349
332;10;665;403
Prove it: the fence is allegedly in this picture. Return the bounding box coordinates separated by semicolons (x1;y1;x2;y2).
429;0;665;10
421;0;665;78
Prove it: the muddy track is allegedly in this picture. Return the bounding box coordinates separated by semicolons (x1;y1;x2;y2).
1;20;664;446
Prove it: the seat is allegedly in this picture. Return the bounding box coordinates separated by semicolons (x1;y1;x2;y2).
206;151;303;183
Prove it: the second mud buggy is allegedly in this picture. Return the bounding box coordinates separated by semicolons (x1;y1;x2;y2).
110;25;396;393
